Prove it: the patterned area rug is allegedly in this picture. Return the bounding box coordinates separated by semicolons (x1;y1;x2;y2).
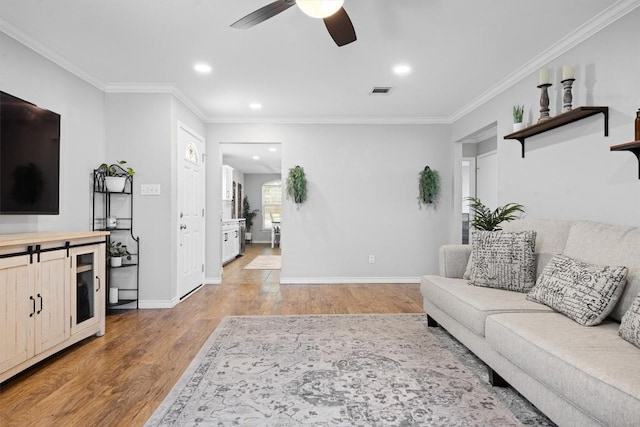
146;314;554;426
243;255;281;270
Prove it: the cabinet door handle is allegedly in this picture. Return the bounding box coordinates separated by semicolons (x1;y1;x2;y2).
96;276;101;292
29;296;36;317
37;293;43;314
235;230;238;238
224;232;228;242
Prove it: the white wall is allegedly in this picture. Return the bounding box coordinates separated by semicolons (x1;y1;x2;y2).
0;32;105;233
452;8;640;227
244;173;281;242
207;123;453;283
105;93;206;306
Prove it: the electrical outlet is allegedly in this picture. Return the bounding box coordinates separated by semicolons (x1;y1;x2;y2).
368;255;375;264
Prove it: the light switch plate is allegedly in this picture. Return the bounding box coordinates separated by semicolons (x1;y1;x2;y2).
141;184;161;195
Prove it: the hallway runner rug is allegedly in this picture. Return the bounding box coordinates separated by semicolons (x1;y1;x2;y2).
243;254;281;270
146;314;553;426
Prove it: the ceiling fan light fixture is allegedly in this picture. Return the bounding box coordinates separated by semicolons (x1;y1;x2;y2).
296;0;344;19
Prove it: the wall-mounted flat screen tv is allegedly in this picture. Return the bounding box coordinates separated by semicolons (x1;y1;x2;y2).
0;91;60;215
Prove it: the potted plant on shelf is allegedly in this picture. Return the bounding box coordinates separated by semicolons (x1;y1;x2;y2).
98;160;135;192
512;105;525;132
465;197;525;231
242;196;260;242
286;165;308;204
107;240;131;267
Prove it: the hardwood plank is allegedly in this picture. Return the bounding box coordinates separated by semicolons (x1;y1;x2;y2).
0;243;423;426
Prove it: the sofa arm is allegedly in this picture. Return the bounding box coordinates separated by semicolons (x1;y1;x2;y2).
439;244;472;278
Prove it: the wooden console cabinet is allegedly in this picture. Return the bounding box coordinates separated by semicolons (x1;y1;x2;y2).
0;232;108;383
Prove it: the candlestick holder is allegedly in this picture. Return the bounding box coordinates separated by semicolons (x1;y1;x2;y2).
537;83;552;123
561;78;575;112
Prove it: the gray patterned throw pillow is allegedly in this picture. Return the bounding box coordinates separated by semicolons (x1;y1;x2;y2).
619;294;640;347
468;230;537;292
527;254;628;326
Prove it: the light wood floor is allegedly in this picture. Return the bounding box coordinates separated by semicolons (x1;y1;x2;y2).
0;244;424;426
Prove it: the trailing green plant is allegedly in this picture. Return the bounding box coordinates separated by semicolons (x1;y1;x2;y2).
242;196;260;233
512;105;524;123
465;197;525;231
418;166;440;206
286;165;308;204
99;160;135;177
107;240;131;260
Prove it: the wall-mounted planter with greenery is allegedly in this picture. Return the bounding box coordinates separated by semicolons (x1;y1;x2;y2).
286;165;308;204
418;166;440;207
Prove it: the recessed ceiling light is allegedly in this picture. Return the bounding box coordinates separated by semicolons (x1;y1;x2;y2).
268;147;277;152
194;63;212;73
249;103;262;110
252;155;260;160
393;64;411;75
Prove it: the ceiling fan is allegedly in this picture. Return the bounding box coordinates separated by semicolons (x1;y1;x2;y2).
231;0;357;47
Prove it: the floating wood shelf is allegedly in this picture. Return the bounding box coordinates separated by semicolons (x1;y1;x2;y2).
504;106;609;158
610;141;640;179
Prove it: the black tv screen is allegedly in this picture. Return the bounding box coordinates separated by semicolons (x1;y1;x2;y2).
0;91;60;215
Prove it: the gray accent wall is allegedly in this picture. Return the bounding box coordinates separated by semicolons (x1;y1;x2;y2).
451;6;640;228
0;32;105;234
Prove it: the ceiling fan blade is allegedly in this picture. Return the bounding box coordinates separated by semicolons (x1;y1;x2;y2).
231;0;295;29
323;7;357;46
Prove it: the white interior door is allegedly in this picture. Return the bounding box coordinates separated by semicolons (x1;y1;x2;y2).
476;151;498;209
177;123;205;299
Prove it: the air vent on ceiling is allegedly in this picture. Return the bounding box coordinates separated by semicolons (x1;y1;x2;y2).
370;86;394;95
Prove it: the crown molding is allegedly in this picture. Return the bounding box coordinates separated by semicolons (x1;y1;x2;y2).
448;0;640;123
2;0;638;126
0;18;106;91
104;83;176;93
105;84;208;122
206;116;451;125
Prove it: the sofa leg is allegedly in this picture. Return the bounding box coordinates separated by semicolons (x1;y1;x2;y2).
488;367;509;387
427;315;439;327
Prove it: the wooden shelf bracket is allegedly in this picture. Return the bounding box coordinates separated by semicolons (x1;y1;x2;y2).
504;106;609;158
610;141;640;179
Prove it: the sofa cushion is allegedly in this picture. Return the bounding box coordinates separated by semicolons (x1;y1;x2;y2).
563;221;640;321
620;293;640;348
527;254;628;326
469;230;536;292
420;275;552;337
502;218;573;279
485;313;640;427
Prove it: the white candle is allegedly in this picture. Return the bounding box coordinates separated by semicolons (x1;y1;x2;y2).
562;64;575;80
538;67;550;85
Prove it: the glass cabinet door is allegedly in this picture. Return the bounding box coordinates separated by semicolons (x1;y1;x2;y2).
72;245;104;334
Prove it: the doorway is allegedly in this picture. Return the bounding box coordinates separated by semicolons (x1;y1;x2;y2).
220;142;282;264
177;123;205;299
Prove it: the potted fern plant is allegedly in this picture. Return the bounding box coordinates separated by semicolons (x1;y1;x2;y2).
512;105;525;132
286;165;308;204
242;196;260;242
465;197;525;231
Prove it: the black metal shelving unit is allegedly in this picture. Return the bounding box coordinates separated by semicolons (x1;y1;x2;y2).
92;165;140;311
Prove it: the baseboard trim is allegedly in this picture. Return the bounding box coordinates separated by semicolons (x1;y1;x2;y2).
205;276;222;285
279;277;420;285
138;298;179;309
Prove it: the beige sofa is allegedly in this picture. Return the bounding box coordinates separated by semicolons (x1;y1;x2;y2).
420;218;640;427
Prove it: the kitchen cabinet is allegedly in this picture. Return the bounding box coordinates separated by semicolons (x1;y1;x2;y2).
222;165;234;201
222;221;240;265
0;232;107;383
